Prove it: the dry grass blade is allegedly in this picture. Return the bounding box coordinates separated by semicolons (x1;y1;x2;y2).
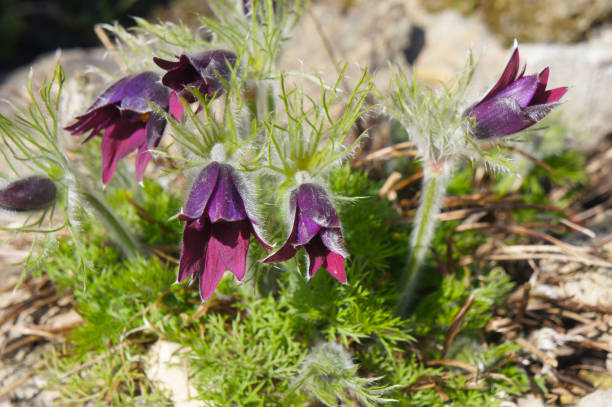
441;294;475;358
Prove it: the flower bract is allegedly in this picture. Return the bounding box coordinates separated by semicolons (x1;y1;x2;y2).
65;71;169;184
263;183;348;283
178;162;272;300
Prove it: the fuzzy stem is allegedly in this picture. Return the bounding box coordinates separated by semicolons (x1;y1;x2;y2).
80;189;141;259
397;159;452;315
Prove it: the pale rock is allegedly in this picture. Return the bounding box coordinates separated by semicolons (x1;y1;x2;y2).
144;340;203;407
517;395;546;407
578;389;612;407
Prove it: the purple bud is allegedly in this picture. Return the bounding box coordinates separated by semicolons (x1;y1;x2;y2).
153;50;239;103
0;176;57;211
263;183;348;284
178;162;272;300
65;72;170;184
465;45;568;139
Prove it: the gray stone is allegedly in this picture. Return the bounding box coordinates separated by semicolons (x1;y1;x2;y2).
578;389;612;407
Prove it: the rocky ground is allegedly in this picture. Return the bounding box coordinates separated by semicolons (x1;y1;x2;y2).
1;0;612;405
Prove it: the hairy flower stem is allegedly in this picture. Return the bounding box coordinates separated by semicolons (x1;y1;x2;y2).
80;189;141;259
398;159;452;315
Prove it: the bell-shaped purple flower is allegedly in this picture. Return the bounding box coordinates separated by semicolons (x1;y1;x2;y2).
465;45;568;139
0;175;57;212
153;50;238;104
263;183;348;283
178;162;272;300
65;72;169;184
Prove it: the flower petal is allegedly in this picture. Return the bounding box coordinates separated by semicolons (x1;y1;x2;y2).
524;102;563;123
304;235;347;283
296;210;321;245
210;220;251;280
159;55;201;91
296;184;340;228
178;218;210;282
181;162;220;220
469;97;531;139
207;164;248;223
320;228;349;258
134;143;151;182
491;74;539;109
482;46;520;101
169;91;185;121
262;209;299;263
100;124;147;184
199;220;251;299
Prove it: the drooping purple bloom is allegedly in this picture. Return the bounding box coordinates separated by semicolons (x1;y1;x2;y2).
153;50;238;104
263;183;348;283
178;162;272;300
0;175;56;211
465;45;568;139
65;72;169;184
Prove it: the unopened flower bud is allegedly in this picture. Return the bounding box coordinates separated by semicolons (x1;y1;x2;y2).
0;175;57;211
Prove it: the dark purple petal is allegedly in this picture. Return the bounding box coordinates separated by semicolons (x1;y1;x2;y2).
178;218;210;282
524;102;563;123
490;74;539;109
304;235;347;283
199;220;251;299
181;162;220;220
530;67;550;105
296;184;340;228
190;50;237;82
250;223;274;250
157;55;202;92
541;87;567;104
470;98;531;139
296;210;321;245
320;228;348;258
145;113;166;151
211;220;251;280
262;209;300;263
207;164;248;223
0;175;56;212
100;126;147;184
156;50;238;103
152;56;180;70
482;46;520;101
65;105;119;141
90;72;167;114
531;74;568;104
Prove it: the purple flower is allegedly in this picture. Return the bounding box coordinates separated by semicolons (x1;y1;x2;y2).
65;72;169;184
465;45;568;139
0;175;56;211
178;162;272;300
153;50;238;104
263;183;348;284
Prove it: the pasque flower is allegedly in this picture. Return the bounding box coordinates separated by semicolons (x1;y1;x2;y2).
65;71;169;184
153;50;238;103
263;183;348;283
178;162;272;300
465;45;567;139
0;175;57;211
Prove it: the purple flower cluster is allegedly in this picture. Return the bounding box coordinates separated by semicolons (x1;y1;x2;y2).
65;51;237;184
63;42;567;301
178;165;348;299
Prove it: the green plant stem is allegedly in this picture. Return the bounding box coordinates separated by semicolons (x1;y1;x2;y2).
397;160;452;315
80;189;141;259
